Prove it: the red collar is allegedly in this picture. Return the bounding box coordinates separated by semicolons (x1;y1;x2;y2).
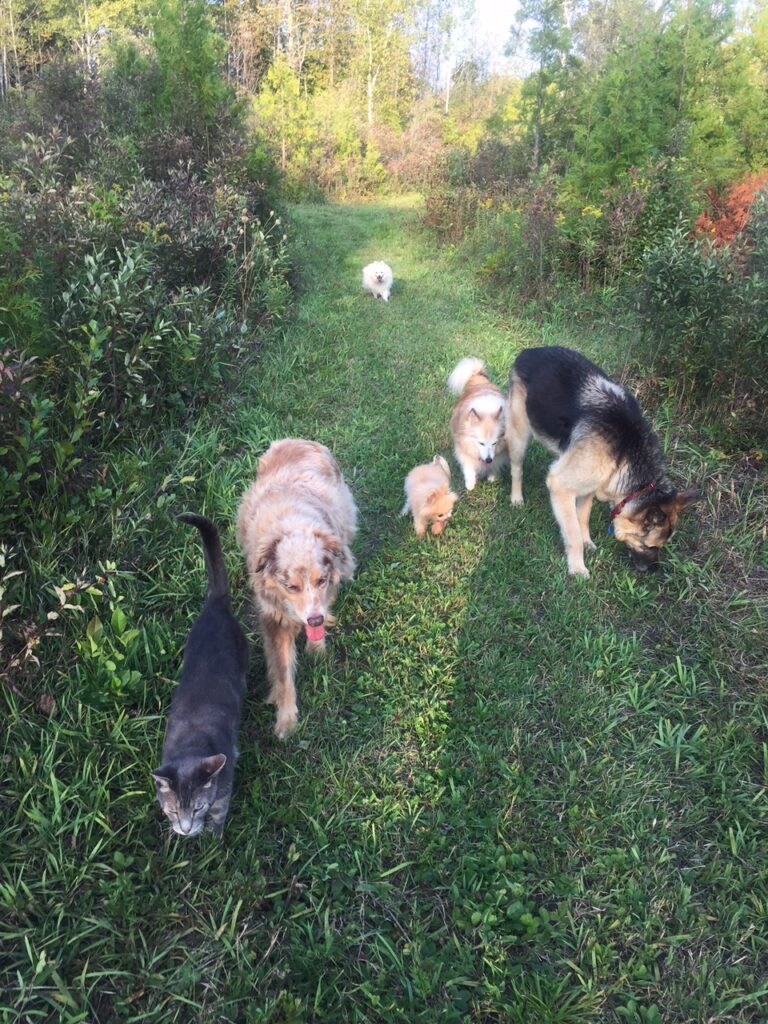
610;480;657;519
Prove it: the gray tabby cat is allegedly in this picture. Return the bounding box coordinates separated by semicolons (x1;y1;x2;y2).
152;513;249;837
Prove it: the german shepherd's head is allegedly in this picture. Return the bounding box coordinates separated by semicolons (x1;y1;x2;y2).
612;488;702;570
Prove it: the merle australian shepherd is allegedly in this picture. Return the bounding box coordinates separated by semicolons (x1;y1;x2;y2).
507;346;701;577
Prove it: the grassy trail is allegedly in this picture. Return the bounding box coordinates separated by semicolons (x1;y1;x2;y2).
3;200;767;1023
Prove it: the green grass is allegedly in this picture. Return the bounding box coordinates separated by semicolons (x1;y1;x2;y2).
2;198;767;1023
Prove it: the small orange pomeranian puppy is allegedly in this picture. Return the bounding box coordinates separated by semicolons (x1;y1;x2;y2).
400;455;458;536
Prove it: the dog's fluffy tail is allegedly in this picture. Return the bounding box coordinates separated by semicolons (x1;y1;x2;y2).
177;513;230;600
448;357;486;396
433;454;451;477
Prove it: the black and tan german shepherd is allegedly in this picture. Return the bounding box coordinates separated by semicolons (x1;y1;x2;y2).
508;346;701;577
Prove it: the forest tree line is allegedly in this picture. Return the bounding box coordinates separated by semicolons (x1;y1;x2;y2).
2;1;765;194
0;0;766;456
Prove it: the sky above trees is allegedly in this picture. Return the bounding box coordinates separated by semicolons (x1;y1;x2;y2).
475;0;518;71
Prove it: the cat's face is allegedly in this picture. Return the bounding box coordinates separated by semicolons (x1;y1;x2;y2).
152;754;226;837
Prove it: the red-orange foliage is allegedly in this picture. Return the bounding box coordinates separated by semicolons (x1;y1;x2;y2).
694;171;768;245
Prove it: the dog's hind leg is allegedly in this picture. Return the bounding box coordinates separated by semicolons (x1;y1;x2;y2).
507;378;531;505
262;617;299;738
576;494;596;551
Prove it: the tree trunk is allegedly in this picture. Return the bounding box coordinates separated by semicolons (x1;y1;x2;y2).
366;27;377;129
531;65;544;172
367;70;374;128
7;0;19;90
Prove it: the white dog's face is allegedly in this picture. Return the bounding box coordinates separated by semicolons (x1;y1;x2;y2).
364;262;392;291
476;437;498;464
258;530;342;641
467;406;504;465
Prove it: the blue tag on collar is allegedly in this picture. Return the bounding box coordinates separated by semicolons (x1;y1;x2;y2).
607;523;614;535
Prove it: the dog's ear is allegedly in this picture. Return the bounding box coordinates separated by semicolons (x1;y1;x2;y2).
255;536;279;574
468;407;480;420
425;489;440;506
659;487;703;527
316;530;351;582
316;530;343;561
493;407;503;421
642;504;667;530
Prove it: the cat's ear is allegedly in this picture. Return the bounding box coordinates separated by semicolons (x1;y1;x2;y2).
200;754;227;779
151;768;174;791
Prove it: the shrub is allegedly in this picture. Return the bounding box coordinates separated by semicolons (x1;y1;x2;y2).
466;179;563;301
0;51;289;540
375;104;448;190
636;193;768;438
466;138;524;191
695;171;768;247
422;184;481;244
557;160;698;287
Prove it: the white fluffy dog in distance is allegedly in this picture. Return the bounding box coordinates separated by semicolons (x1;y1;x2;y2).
448;357;509;491
237;439;357;739
362;261;393;302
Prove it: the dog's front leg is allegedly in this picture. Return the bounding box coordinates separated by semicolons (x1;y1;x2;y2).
262;616;299;738
547;474;589;577
576;493;596;551
507;386;530;505
413;512;428;536
456;453;477;491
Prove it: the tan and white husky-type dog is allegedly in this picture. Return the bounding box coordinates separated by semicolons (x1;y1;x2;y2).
448;357;509;491
401;455;458;536
237;439;357;739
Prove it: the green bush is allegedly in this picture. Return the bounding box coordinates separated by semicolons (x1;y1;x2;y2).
0;48;289;540
636;194;768;437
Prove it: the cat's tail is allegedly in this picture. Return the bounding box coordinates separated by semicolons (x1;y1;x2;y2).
177;513;230;600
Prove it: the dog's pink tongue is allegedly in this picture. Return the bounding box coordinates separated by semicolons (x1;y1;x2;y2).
305;623;325;643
